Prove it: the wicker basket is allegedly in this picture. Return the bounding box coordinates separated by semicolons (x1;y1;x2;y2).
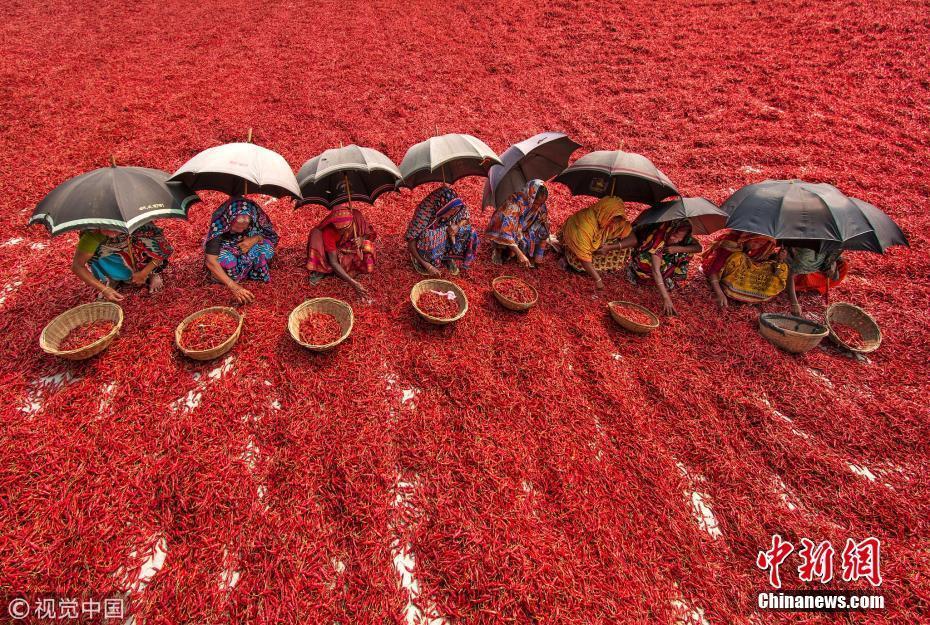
825;302;882;353
40;302;123;360
410;279;468;325
491;275;538;311
288;298;353;352
175;306;243;361
758;313;829;354
607;301;660;334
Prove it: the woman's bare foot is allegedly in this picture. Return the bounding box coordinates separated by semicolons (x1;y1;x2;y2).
491;247;503;265
148;273;164;294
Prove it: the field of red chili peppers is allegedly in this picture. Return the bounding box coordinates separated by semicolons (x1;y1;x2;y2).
1;0;928;623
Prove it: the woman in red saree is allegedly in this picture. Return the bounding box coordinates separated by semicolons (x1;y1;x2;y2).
306;207;376;297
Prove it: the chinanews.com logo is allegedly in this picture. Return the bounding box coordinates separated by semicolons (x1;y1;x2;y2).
755;534;885;612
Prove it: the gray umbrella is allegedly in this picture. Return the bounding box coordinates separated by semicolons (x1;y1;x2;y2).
837;198;908;253
553;150;679;203
721;180;879;244
29;164;200;236
632;197;728;235
398;133;501;189
297;144;401;209
481;132;581;209
170;141;301;199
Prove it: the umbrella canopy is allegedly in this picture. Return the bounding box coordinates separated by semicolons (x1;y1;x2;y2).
840;198;909;252
721;179;879;244
633;197;728;235
482;132;581;209
297;144;401;209
29;165;200;236
169;142;301;199
398;133;501;189
553;150;678;203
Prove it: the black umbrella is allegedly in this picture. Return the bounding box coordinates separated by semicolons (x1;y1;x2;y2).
553;150;678;203
297;144;401;209
840;198;909;253
633;197;728;235
29;163;200;236
481;132;581;209
721;180;880;244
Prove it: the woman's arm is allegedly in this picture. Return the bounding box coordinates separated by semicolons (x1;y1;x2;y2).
407;239;440;277
580;260;603;289
237;235;263;253
666;241;703;255
206;254;254;304
130;260;158;286
327;251;368;296
786;268;801;315
707;272;728;310
71;248;124;301
650;253;676;316
598;233;638;253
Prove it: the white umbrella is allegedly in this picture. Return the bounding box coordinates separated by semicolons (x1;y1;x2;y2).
170;131;301;199
398;133;501;189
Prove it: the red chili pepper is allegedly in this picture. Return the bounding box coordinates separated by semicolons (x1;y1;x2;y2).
180;313;237;351
298;312;342;344
608;302;654;325
494;278;535;304
59;321;115;350
416;292;459;319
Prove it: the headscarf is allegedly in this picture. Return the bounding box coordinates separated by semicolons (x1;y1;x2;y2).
635;219;692;255
405;185;467;241
560;196;631;263
204;196;279;248
516;179;548;229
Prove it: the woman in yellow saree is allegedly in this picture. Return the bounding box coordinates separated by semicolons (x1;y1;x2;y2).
558;196;638;289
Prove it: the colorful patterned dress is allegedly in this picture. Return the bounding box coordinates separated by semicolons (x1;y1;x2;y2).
81;223;174;283
629;221;697;287
486;179;550;263
204;197;279;283
306;207;376;278
405;185;479;269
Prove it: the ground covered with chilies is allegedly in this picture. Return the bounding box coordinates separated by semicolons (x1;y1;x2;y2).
1;0;928;623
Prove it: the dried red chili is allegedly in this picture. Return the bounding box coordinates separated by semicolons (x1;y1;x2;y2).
831;323;864;349
298;312;343;344
609;302;654;325
180;313;238;351
59;321;115;350
416;291;459;319
495;278;535;304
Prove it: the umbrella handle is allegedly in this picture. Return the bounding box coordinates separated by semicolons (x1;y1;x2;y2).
344;173;353;207
609;178;615;197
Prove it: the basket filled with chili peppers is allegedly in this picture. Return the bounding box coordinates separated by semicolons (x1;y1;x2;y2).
825;302;882;354
491;275;538;311
410;279;468;325
40;302;124;360
607;301;660;334
175;306;244;361
288;298;353;352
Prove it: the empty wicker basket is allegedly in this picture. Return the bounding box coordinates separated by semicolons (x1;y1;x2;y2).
608;301;660;334
492;275;538;311
825;302;882;353
288;298;353;352
410;279;468;325
175;306;243;361
758;313;829;354
40;301;124;360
